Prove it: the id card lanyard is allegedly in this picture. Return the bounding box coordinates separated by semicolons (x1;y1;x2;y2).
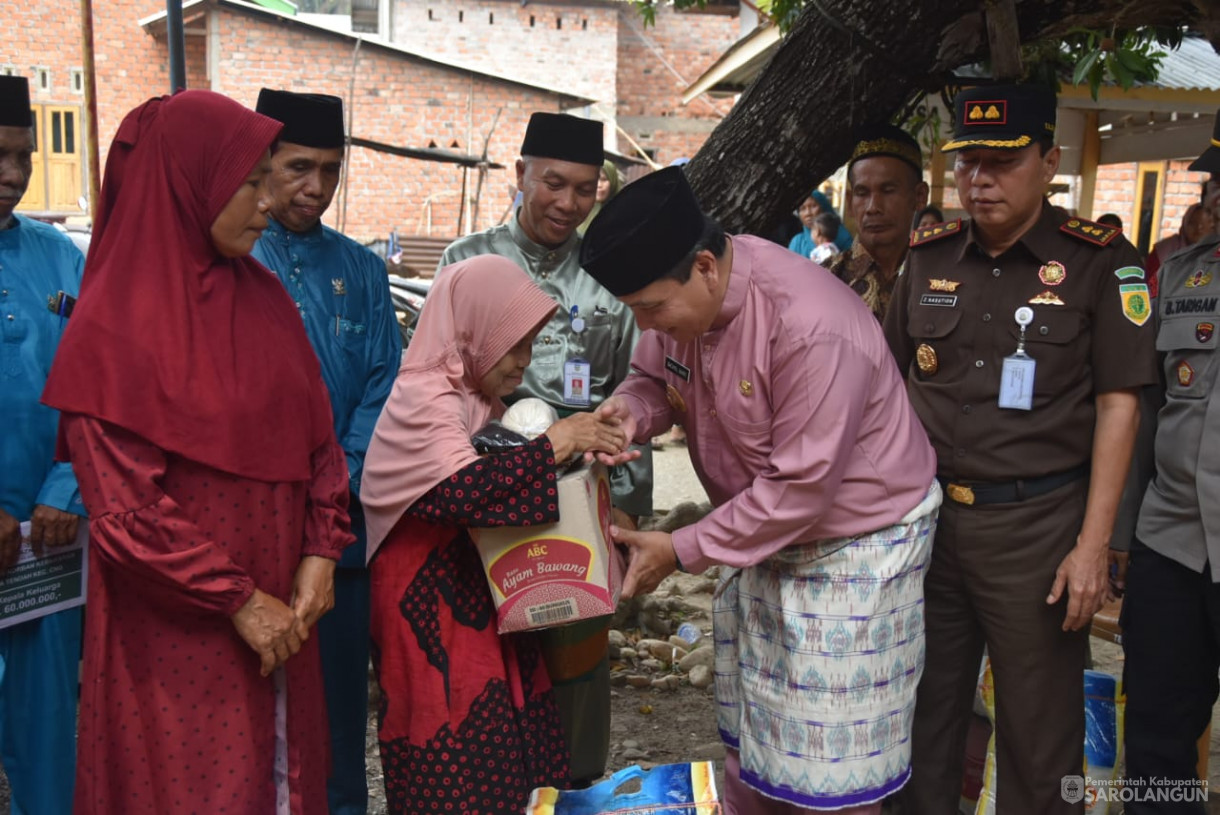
998;306;1035;410
563;305;592;407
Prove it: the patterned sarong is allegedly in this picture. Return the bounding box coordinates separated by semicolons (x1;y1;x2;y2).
714;481;941;810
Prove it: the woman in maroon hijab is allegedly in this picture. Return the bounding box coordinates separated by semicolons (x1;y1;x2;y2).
43;90;353;815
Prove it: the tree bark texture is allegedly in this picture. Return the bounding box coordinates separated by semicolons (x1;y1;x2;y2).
686;0;1202;235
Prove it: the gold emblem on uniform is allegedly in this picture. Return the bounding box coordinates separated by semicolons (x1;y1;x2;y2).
739;380;753;396
1038;261;1066;286
946;483;976;505
929;279;961;292
331;278;347;295
1029;290;1065;306
665;384;687;413
1186;269;1213;289
1178;360;1195;387
915;343;938;375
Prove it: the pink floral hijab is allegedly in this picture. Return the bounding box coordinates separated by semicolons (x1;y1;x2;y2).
361;255;558;561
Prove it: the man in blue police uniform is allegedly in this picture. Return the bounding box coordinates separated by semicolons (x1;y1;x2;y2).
252;88;400;815
0;74;86;815
1121;114;1220;814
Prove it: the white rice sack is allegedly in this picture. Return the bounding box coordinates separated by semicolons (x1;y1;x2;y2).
502;397;558;440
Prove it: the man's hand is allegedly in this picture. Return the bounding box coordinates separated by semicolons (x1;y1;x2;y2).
1047;536;1110;631
29;505;79;556
614;526;677;598
0;508;20;576
231;589;309;677
290;555;337;629
1108;549;1129;599
589;397;642;467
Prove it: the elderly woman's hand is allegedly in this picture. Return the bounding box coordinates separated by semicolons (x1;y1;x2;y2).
545;412;629;462
231;589;309;677
291;555;336;629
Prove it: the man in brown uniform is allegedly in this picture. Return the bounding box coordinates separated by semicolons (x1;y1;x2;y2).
884;84;1157;813
827;124;928;320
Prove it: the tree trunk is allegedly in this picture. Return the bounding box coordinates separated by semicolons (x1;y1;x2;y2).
686;0;1202;234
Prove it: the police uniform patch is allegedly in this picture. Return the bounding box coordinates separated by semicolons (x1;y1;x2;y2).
1120;283;1151;326
1186;270;1213;289
1165;296;1220;316
965;100;1007;124
929;279;961;292
920;293;958;308
1198;322;1215;343
1060;218;1121;247
910;219;963;248
1178;360;1195;387
1038;261;1066;286
1113;266;1145;281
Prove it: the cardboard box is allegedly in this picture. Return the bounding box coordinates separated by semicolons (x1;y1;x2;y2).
473;462;623;634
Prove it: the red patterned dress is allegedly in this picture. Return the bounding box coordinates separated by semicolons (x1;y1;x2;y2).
370;436;570;813
64;415;352;815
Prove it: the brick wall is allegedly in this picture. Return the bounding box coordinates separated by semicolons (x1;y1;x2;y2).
2;1;578;243
391;0;620;107
614;4;736;166
214;9;569;242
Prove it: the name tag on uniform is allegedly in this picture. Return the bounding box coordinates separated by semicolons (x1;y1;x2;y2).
919;293;958;308
998;354;1036;410
665;356;691;382
563;358;591;407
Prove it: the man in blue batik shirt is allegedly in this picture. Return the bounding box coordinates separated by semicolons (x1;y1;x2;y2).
0;74;86;815
252;88;400;815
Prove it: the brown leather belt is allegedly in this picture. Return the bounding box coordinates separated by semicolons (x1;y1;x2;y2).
938;464;1089;506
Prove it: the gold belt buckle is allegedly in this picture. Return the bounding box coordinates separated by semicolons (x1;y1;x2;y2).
946;483;975;505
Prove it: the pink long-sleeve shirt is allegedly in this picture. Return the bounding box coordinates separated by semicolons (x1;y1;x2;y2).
616;235;935;573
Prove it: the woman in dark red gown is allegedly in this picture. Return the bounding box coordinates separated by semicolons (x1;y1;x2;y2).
44;91;353;815
362;256;629;813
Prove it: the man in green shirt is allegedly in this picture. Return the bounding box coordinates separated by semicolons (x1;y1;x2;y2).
440;112;653;786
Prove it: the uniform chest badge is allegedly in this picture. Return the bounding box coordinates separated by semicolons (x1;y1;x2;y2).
1198;322;1215;343
1186;270;1213;289
739;380;753;396
929;279;961;292
1038;261;1067;286
916;343;938;375
1178;360;1196;387
666;384;687;413
331;278;347;295
1029;290;1066;306
1114;266;1145;281
1120;283;1152;326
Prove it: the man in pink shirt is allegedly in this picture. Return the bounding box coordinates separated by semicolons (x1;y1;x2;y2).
582;167;941;814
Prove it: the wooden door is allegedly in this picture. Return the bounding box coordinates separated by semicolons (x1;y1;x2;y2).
45;106;82;212
17;104;46;212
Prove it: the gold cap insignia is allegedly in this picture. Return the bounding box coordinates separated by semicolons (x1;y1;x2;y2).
929;279;961;292
739;380;753;396
666;384;687;413
916;343;938;375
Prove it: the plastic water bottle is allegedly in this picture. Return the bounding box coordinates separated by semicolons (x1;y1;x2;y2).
676;622;702;646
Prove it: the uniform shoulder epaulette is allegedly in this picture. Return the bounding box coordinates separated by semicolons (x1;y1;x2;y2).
1060;217;1121;247
910;219;964;248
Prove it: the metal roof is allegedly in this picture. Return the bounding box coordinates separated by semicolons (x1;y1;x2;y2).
1146;35;1220;91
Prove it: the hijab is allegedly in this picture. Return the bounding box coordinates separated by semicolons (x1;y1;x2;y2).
43;90;333;483
361;255;559;560
789;189;853;257
578;160;622;235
